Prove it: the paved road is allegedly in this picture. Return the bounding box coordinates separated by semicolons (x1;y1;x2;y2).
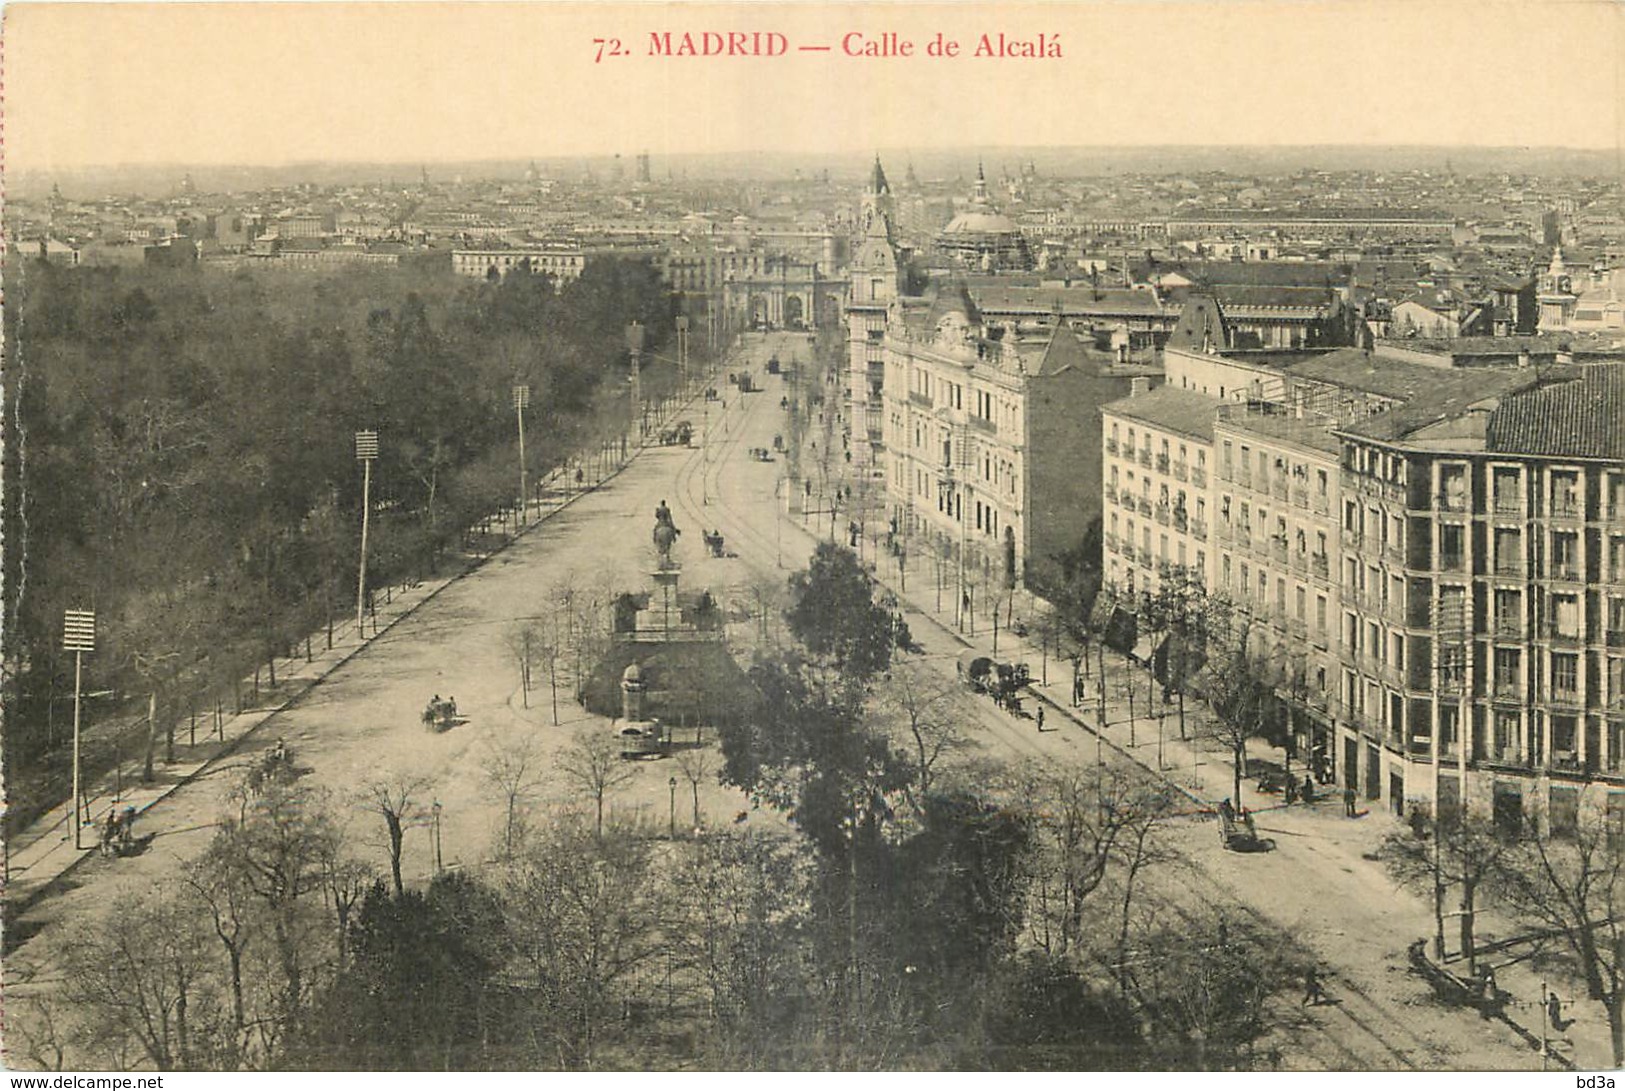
5;331;1593;1070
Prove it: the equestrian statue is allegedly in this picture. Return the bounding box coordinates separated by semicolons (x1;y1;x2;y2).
653;498;681;568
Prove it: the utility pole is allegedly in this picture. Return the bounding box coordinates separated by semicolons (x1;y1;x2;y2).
626;322;645;439
64;610;96;849
512;384;531;528
354;430;379;634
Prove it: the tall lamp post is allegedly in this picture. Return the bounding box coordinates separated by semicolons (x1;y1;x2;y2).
626;321;645;439
512;384;531;528
355;430;379;635
64;609;96;849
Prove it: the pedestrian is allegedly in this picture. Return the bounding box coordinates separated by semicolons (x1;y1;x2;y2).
1344;785;1358;817
1073;674;1084;706
1547;992;1572;1032
1302;775;1316;803
1036;706;1046;732
1302;966;1326;1006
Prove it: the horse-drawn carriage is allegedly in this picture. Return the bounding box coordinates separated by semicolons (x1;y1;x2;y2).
748;447;774;462
1407;939;1509;1018
956;651;1031;712
422;696;461;733
659;420;693;446
702;529;728;558
1216;800;1269;852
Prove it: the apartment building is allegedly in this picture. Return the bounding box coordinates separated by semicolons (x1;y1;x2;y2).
1211;403;1344;772
1100;384;1219;596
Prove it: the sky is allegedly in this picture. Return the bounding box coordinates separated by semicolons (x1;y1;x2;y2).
4;1;1623;172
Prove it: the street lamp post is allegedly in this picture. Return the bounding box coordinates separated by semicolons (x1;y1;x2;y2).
512;384;531;529
676;315;690;398
64;609;96;849
668;776;678;839
354;430;379;635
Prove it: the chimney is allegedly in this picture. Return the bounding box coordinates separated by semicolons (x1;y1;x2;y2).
1130;376;1151;397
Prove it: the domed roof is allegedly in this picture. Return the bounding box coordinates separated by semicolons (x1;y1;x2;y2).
942;209;1020;236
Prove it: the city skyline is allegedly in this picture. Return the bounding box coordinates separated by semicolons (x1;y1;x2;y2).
5;1;1622;175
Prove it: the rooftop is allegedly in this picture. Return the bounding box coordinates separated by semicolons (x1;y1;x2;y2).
1102;384;1223;442
1214;404;1342;454
1486;364;1625;460
1335;367;1554;444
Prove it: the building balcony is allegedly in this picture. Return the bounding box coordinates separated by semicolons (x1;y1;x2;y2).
1311;494;1331;516
1270;537;1289;563
1139;496;1156;516
1173;510;1189;533
1190;519;1208;541
908;390;932;408
1492;560;1525;578
1542;625;1584;648
1311;553;1329;579
1550;497;1583;520
1105;438;1120;456
1122;445;1137;462
1383;544;1405;566
1292;486;1310;508
1104;531;1119;554
1438;554;1466;574
1289;551;1308;575
1139;450;1154;469
1137;548;1154;568
1237;469;1253;489
1192;468;1208;489
968;415;997;435
1217;462;1233;483
1550;684;1583;707
1492;495;1523;516
1172;461;1189;482
1155;503;1172;526
1156;454;1170;474
1550;563;1582;582
1380;663;1405;690
1104;484;1118;504
1491;680;1524;702
1272;480;1290;502
1436;493;1470;514
1493;618;1526;640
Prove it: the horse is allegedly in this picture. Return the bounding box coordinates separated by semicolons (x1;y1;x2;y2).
653;519;680;566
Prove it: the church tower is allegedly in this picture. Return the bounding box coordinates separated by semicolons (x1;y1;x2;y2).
847;155;903;483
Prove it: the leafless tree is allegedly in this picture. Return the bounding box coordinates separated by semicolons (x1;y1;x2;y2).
363;775;432;895
876;662;967;816
1379;811;1511;975
558;728;639;838
8;996;72;1071
58;884;222;1071
498;821;665;1067
1012;759;1177;960
483;736;542;857
504;622;542;709
673;744;717;829
1494;813;1625;1066
202;775;339;1043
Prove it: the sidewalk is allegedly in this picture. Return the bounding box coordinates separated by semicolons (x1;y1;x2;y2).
3;446;639;915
